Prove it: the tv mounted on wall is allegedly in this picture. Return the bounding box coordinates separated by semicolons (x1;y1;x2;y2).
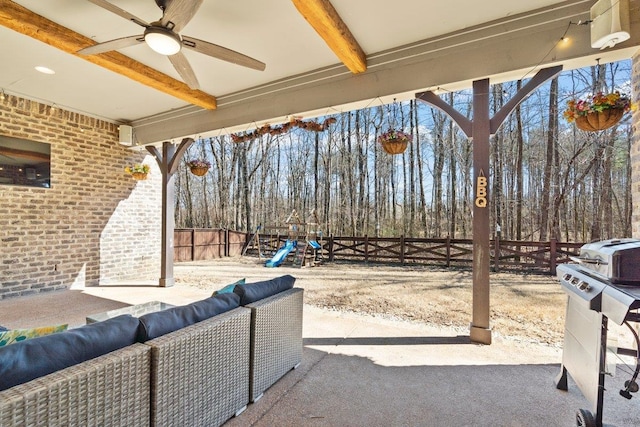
0;136;51;188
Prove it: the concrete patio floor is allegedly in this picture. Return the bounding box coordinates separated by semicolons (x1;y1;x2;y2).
1;281;639;426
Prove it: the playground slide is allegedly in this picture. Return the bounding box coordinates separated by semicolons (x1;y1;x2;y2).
265;240;296;267
308;240;321;249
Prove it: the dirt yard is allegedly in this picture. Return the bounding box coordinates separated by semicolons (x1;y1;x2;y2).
174;256;567;346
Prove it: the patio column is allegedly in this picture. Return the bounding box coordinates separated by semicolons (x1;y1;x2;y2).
416;66;561;345
147;138;193;287
470;79;492;344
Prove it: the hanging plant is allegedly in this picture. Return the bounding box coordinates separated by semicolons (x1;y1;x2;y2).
230;117;337;143
124;163;150;180
378;129;411;155
563;91;636;131
186;159;211;176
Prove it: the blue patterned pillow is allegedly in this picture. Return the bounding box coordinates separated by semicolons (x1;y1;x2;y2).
211;278;245;296
0;324;68;347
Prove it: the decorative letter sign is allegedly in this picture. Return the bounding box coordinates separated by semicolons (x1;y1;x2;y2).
475;170;487;208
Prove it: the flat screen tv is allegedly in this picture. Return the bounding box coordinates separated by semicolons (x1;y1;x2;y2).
0;136;51;188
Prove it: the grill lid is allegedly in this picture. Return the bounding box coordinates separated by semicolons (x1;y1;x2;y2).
572;238;640;285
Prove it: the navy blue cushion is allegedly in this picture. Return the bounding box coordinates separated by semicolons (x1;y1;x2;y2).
0;326;7;332
137;292;240;342
233;275;296;305
0;315;139;391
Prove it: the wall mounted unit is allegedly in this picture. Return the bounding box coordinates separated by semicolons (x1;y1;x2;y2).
591;0;630;49
119;125;134;146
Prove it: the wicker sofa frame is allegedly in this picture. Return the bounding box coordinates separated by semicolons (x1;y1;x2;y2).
0;343;151;427
146;307;251;427
248;287;304;402
0;285;303;427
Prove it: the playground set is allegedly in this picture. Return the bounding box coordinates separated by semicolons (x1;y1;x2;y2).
243;209;324;268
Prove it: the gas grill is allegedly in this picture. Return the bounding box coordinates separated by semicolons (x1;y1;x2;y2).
556;239;640;427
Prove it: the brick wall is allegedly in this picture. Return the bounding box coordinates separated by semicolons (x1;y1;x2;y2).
633;50;640;238
0;94;162;299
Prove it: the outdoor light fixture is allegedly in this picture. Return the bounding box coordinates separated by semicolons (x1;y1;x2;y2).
0;89;5;101
144;26;182;55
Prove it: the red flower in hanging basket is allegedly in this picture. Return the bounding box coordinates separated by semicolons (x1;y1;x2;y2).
563;91;637;131
378;129;411;155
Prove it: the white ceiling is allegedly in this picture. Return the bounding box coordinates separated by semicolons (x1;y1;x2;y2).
1;0;639;143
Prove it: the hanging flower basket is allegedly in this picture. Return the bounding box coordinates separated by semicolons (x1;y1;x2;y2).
564;91;636;132
190;166;209;176
124;164;150;180
131;172;148;180
378;130;411;155
186;159;211;176
574;108;624;131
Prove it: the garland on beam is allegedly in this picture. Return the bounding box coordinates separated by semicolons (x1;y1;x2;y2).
230;117;337;143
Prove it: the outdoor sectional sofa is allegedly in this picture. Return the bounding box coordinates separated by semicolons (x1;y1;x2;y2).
0;275;302;427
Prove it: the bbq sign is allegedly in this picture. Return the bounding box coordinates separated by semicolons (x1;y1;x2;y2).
475;170;487;208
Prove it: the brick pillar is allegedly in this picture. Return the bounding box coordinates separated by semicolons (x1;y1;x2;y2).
632;50;640;238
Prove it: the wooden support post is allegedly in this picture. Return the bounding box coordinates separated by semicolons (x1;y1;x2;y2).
416;65;562;345
227;229;231;257
329;234;334;261
470;78;492;344
364;235;369;263
400;235;405;264
147;138;193;287
191;228;196;261
494;231;501;273
550;238;557;275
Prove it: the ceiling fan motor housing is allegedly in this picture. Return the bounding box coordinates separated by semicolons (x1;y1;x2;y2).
144;25;181;55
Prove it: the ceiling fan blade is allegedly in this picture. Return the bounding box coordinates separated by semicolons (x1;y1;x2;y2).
87;0;149;27
181;35;266;71
168;52;200;89
78;35;144;55
161;0;204;33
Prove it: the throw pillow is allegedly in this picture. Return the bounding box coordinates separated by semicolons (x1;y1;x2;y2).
211;278;246;296
0;324;68;347
233;274;296;305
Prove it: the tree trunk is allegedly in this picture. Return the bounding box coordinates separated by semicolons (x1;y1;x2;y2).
515;80;524;241
539;77;558;241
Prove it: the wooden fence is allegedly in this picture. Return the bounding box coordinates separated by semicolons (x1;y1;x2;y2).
175;228;584;274
174;228;246;262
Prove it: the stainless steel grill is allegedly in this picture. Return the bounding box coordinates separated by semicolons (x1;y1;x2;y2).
556;239;640;427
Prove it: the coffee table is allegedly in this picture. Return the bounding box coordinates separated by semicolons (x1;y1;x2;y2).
86;301;175;324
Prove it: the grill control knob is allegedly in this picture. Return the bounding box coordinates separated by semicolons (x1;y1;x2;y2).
577;281;590;292
563;274;572;281
571;277;580;286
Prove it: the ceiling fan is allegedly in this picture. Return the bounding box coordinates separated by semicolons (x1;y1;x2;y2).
78;0;266;90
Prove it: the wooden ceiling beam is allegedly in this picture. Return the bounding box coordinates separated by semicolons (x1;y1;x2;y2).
291;0;366;74
0;0;216;110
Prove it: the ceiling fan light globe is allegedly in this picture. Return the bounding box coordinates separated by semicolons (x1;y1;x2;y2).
144;27;181;55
